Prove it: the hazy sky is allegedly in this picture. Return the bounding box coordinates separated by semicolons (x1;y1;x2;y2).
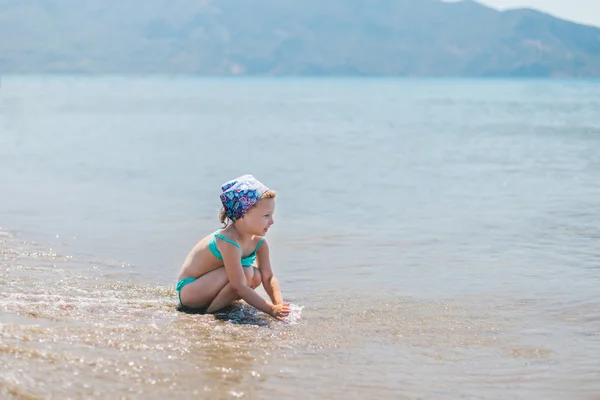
476;0;600;27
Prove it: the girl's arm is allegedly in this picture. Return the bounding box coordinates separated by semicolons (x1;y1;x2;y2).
221;239;289;319
256;239;284;305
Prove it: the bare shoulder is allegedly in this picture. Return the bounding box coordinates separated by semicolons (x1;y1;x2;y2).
256;236;271;260
256;235;270;249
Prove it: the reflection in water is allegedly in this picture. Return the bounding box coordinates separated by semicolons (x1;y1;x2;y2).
1;78;600;398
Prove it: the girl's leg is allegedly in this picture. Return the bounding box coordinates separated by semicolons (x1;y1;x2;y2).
250;267;262;289
178;267;229;309
206;267;262;313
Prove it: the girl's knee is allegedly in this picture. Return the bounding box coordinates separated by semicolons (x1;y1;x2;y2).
251;267;262;289
243;267;254;286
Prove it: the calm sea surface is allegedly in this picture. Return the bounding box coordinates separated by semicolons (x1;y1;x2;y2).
1;77;599;399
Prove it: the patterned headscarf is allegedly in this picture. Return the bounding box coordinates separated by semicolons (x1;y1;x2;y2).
220;174;270;222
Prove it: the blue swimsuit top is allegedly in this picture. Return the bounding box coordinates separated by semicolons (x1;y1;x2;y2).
209;231;265;267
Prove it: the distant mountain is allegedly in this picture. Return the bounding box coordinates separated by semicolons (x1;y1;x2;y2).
1;0;599;77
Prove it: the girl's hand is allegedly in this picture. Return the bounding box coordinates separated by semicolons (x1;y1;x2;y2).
270;302;291;320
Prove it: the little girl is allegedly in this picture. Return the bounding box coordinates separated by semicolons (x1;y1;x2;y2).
176;174;291;320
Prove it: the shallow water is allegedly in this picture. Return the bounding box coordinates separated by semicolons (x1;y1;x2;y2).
1;77;600;399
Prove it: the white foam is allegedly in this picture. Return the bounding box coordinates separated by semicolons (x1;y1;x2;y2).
283;303;304;325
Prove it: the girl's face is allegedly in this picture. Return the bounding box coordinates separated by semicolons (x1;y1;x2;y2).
241;198;275;236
